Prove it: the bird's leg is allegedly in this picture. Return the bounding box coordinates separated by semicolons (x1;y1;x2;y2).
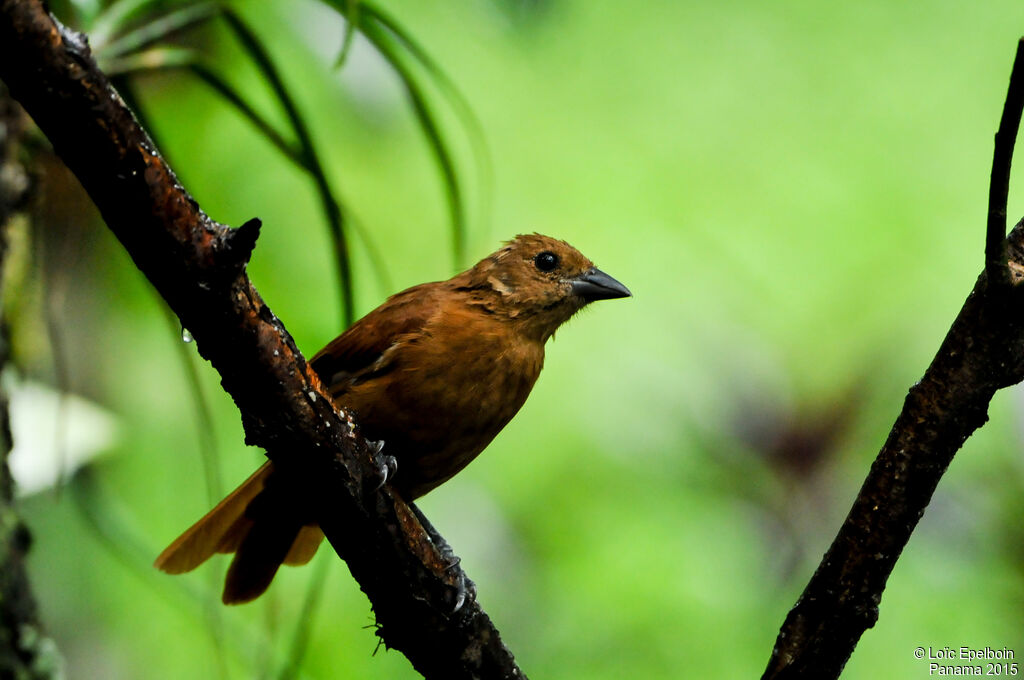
367;439;397;491
367;442;474;612
409;502;459;568
410;501;477;613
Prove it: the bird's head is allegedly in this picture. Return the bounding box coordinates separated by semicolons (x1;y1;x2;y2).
460;233;631;341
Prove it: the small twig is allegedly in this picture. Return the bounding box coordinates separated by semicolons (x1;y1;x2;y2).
986;38;1024;287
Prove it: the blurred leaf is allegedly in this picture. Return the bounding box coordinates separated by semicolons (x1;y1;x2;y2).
359;2;489;178
161;305;223;507
104;45;198;75
362;18;467;267
98;2;218;59
360;3;492;265
8;379;118;496
332;0;360;69
221;8;355;326
186;62;304;165
88;0;167;47
91;0;484;321
320;0;490;268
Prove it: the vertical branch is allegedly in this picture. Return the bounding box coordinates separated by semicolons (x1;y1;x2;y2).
0;84;60;680
986;38;1024;286
763;38;1024;679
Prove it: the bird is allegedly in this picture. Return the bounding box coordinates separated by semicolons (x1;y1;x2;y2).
154;233;631;603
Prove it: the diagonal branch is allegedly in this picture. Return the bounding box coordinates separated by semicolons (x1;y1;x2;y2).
763;39;1024;679
0;2;524;678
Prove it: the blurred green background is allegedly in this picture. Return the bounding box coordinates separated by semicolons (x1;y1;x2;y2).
7;0;1024;678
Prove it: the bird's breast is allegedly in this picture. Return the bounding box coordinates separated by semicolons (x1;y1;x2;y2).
337;317;545;499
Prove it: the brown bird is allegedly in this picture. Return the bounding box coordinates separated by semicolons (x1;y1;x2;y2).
155;233;630;603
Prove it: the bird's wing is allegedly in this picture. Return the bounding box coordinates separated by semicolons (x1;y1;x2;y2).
309;282;442;392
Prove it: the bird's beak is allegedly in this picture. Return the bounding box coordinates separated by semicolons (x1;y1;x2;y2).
570;267;632;302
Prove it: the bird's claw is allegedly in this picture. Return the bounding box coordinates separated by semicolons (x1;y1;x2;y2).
368;440;397;491
447;570;476;614
407;501;475;615
376;455;398;488
432;529;475;614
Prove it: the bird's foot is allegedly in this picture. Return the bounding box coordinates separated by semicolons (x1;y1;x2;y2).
368;439;397;491
434;538;476;613
447;570;477;614
410;502;476;614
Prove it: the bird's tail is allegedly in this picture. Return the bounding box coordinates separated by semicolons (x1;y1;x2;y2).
154;461;325;604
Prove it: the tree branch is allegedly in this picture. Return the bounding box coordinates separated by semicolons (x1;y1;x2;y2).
763;39;1024;679
986;38;1024;287
0;2;524;678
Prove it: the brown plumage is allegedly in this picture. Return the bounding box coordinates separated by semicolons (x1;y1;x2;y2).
155;233;630;603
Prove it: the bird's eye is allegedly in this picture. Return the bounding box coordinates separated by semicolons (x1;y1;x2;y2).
534;251;559;272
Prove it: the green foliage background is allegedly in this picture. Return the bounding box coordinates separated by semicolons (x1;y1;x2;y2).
11;0;1024;678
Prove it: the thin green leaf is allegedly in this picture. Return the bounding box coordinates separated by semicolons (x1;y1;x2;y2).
187;63;305;167
276;554;330;680
68;0;104;29
109;78;226;510
221;8;355;327
360;2;485;157
99;2;220;60
346;209;394;297
70;468;264;679
333;0;361;69
162;305;223;507
362;1;492;263
110;51;309;178
103;45;198;76
362;19;467;268
185;68;395;303
89;0;170;48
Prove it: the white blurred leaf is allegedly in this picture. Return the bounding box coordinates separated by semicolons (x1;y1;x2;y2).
7;379;119;496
